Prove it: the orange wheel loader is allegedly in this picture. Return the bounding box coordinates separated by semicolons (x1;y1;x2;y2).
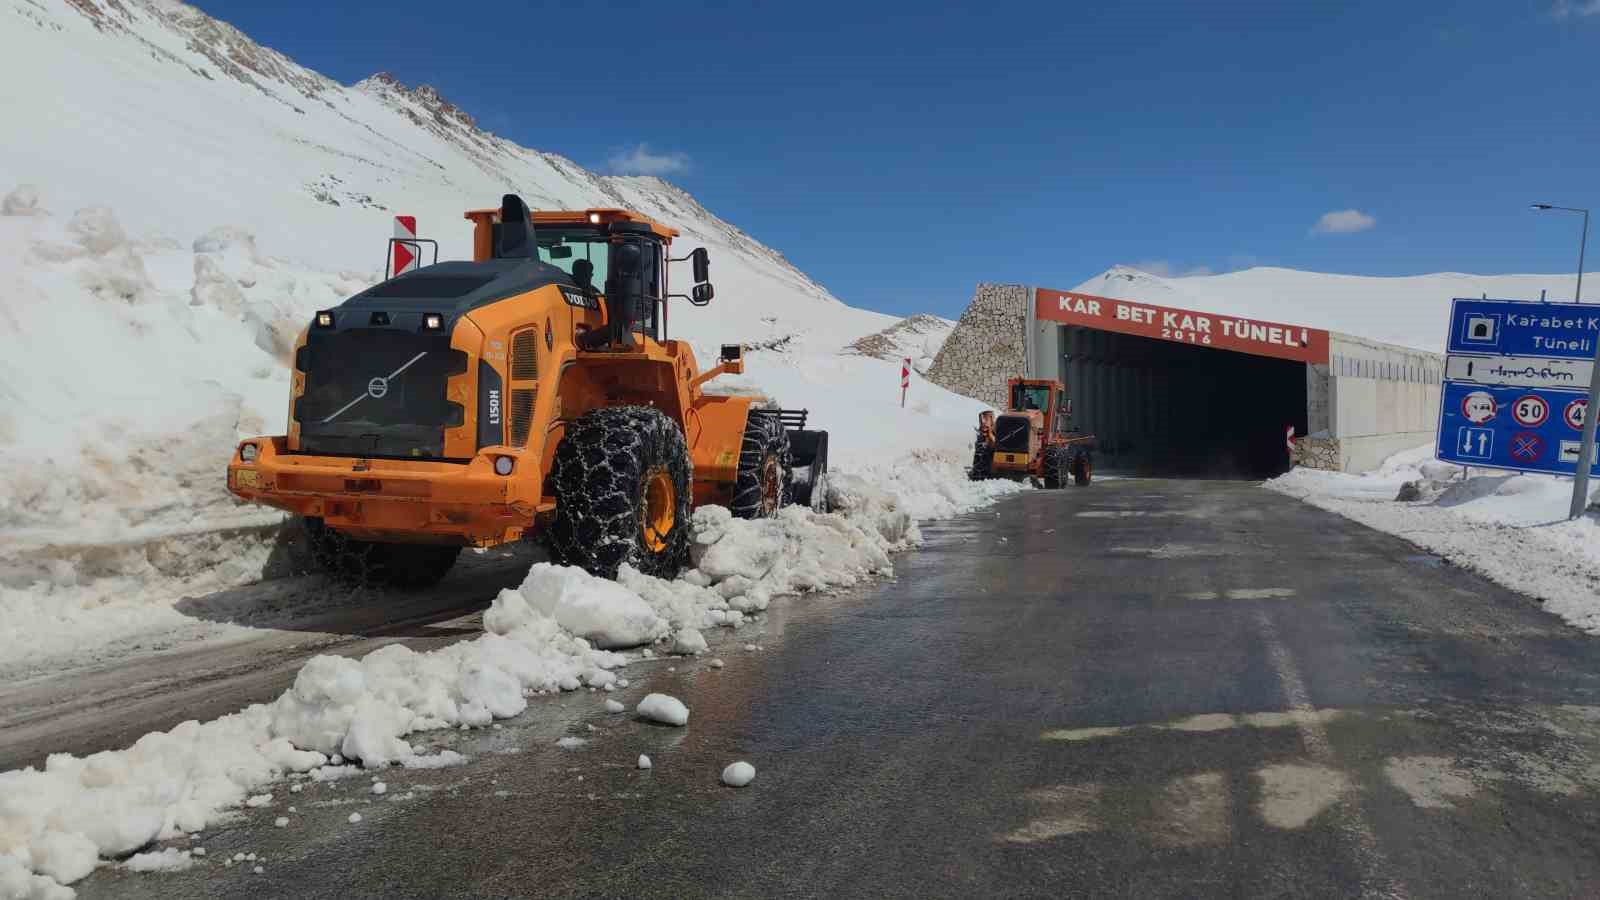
970;377;1094;488
227;194;829;586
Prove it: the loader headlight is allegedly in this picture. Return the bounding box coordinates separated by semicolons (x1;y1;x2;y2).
423;313;444;331
493;456;514;476
315;310;334;328
588;212;602;224
239;442;259;463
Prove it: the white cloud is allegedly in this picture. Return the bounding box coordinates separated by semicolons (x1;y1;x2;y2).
1550;0;1600;19
1131;260;1214;278
606;144;691;176
1311;209;1376;235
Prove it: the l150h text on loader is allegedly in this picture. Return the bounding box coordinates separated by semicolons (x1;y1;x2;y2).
227;194;829;586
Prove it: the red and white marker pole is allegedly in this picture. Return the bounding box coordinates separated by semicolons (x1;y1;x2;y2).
1286;424;1296;465
901;358;911;407
392;215;419;276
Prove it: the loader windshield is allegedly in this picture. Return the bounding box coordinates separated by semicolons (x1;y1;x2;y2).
1011;384;1051;412
537;228;609;289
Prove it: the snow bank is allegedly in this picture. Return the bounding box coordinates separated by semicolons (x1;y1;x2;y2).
1268;447;1600;630
0;448;1021;895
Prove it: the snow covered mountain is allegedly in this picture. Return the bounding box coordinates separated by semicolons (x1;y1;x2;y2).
0;0;983;619
1073;265;1583;353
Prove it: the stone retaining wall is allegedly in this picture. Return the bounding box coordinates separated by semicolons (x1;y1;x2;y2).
925;283;1030;410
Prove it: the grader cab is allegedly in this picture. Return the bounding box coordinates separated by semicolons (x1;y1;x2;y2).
227;194;829;586
970;377;1094;487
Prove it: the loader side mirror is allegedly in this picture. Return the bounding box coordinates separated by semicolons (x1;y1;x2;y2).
691;247;710;284
691;283;714;305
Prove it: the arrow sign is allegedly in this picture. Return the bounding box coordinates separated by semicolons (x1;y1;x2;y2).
392;215;419;276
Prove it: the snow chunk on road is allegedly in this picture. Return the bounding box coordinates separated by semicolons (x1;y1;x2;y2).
636;694;689;726
555;737;587;750
721;761;756;787
347;813;362;824
637;755;652;770
604;699;624;713
672;628;707;656
124;847;195;872
512;564;667;649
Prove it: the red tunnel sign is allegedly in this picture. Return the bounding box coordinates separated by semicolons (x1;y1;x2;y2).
1036;288;1331;364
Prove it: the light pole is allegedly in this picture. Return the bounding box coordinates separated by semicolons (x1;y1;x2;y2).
1531;203;1596;517
1531;203;1587;301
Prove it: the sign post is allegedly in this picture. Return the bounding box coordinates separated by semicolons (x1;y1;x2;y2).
1571;334;1600;517
900;358;910;408
1436;299;1600;505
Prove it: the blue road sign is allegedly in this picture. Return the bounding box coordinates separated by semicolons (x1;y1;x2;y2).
1437;298;1600;476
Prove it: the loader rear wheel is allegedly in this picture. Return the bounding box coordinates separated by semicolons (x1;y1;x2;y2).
1072;451;1093;486
732;411;793;518
300;518;460;587
549;406;692;579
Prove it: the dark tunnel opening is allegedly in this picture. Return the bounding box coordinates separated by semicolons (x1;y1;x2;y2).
1060;326;1308;479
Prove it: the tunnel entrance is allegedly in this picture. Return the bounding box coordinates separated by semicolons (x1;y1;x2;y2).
1060;325;1307;479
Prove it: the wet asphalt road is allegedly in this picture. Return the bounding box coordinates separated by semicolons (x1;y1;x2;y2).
65;479;1600;899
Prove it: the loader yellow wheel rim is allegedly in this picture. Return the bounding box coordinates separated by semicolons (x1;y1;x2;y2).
641;466;675;554
760;455;781;515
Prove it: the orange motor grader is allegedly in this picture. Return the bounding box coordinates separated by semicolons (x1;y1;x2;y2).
227;194;828;586
970;377;1094;487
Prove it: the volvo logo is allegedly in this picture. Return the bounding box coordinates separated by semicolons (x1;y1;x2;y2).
368;376;389;398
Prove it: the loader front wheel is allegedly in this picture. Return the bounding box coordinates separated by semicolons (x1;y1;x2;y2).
732;411;793;518
1042;447;1069;489
549;406;693;579
969;442;994;481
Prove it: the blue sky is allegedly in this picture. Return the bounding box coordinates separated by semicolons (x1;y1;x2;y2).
198;0;1599;318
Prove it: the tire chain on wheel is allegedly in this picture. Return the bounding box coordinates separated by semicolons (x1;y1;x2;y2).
731;411;794;518
302;517;459;588
1042;447;1069;489
969;442;994;481
548;405;692;579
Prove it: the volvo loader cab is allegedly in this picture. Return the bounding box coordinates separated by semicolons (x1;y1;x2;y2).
970;377;1094;487
228;194;829;586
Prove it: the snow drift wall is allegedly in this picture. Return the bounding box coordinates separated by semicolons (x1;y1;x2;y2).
924;283;1032;410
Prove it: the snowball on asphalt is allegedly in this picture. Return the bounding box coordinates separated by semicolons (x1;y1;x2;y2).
347;813;362;824
672;628;707;656
371;783;386;795
604;699;624;713
709;658;724;669
274;817;288;827
556;737;587;749
638;755;652;770
721;761;756;787
636;694;689;726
